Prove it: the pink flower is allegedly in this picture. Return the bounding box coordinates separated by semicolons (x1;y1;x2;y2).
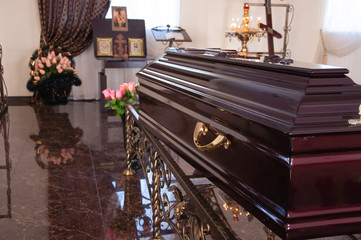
119;85;126;95
46;59;51;67
58;53;62;59
51;51;56;58
41;57;47;63
38;63;44;69
57;68;63;73
47;53;52;60
43;148;49;157
102;89;113;99
65;59;71;67
106;228;117;239
123;83;129;89
110;90;116;100
34;76;40;80
60;58;65;65
39;69;45;75
128;82;135;93
115;89;123;99
52;57;57;64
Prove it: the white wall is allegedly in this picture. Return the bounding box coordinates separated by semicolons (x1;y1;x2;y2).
287;0;326;63
180;0;326;63
0;0;41;97
0;0;326;97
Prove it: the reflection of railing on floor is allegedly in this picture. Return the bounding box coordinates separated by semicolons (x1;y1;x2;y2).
0;45;10;219
106;173;150;240
0;112;11;219
0;45;8;117
107;161;180;239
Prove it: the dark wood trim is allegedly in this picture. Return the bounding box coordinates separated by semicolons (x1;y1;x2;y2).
7;97;101;106
7;96;31;106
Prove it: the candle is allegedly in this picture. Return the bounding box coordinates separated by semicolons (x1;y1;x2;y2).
230;18;237;31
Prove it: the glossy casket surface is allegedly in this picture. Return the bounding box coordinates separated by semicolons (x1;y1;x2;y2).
137;48;361;239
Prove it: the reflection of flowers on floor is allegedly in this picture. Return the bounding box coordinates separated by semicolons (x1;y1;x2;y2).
106;228;127;240
36;142;78;165
30;104;83;168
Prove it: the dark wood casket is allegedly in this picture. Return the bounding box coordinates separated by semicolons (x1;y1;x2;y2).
137;48;361;239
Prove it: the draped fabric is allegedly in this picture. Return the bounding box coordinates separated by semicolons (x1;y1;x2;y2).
321;0;361;84
38;0;110;56
322;31;361;58
322;0;361;57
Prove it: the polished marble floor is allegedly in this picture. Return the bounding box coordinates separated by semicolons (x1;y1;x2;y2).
0;101;360;240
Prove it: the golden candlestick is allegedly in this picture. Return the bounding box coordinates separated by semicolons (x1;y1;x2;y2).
225;3;265;55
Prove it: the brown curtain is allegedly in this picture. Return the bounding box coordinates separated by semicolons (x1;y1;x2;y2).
38;0;110;56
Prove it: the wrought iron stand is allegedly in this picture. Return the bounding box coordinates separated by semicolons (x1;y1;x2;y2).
0;44;10;219
122;106;236;239
122;105;278;240
0;112;10;219
0;45;8;117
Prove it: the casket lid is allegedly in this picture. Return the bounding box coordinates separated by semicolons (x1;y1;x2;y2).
139;48;361;135
166;48;349;77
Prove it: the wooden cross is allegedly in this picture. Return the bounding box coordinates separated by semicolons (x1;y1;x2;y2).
263;0;282;56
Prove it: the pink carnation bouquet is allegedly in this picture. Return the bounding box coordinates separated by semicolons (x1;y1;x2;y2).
102;82;137;117
31;50;77;83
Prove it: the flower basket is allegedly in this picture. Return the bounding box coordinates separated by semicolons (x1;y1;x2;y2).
26;44;81;105
29;73;80;105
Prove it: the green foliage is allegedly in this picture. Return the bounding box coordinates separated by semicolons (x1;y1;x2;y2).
103;90;137;117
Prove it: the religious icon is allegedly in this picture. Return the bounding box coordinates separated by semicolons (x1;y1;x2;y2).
113;34;128;59
112;6;128;31
96;38;113;56
128;38;144;57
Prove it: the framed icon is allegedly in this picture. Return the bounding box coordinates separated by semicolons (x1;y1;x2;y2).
112;6;128;31
128;38;144;57
96;38;113;56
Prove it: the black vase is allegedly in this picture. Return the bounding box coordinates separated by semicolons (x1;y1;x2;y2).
32;74;81;105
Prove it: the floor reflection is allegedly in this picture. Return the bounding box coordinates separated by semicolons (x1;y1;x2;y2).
105;175;151;239
0;101;359;240
0;112;10;219
30;104;83;168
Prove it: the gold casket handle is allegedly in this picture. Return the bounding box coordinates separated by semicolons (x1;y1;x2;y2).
193;122;231;152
